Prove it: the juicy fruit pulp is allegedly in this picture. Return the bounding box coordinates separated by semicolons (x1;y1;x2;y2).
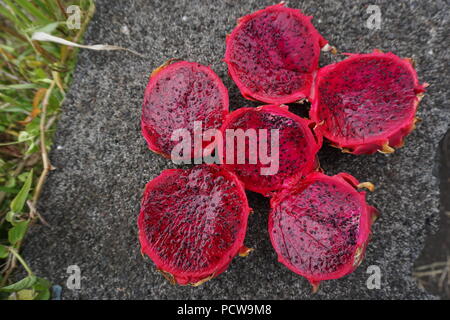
310;51;426;155
141;60;229;159
138;165;251;285
224;3;328;104
269;172;378;288
220;105;322;196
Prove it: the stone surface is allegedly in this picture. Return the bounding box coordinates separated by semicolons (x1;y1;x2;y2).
23;0;450;299
415;129;450;299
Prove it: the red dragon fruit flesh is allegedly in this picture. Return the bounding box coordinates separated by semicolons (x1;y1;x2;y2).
141;60;229;159
138;164;251;286
310;50;427;155
269;171;378;291
224;3;329;104
220;105;322;196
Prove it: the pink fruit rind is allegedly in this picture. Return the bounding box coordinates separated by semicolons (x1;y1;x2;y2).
310;50;427;155
269;171;378;287
141;60;229;159
219;104;323;196
224;3;328;104
138;164;250;285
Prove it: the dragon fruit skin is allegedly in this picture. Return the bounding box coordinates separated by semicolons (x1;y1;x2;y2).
224;3;328;104
310;51;427;155
138;164;251;286
269;171;378;291
219;105;322;196
141;60;229;159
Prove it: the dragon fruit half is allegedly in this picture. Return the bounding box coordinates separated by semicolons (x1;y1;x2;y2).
141;60;229;159
138;164;251;286
269;171;378;291
224;3;329;104
220;105;322;196
310;50;427;155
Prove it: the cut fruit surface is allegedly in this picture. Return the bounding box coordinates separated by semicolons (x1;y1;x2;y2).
225;3;328;104
269;172;378;287
141;60;229;159
138;164;250;285
220;105;322;196
310;51;426;154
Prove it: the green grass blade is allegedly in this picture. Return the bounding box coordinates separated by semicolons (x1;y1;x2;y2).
14;0;52;24
32;0;56;19
0;275;36;292
0;84;40;90
0;5;17;22
2;0;33;26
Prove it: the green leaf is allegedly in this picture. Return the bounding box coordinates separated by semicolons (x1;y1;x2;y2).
8;220;29;245
5;211;17;224
0;186;19;194
2;0;32;25
0;3;17;22
0;246;8;259
15;289;36;300
32;278;51;300
32;67;47;80
10;169;33;213
33;0;57;20
25;141;38;155
18;131;34;143
0;84;39;90
0;106;30;113
33;277;51;290
34;288;50;300
14;0;51;24
0;275;36;292
5;176;16;188
18;171;30;182
29;21;61;34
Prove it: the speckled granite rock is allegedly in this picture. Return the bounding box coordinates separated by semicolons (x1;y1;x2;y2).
22;0;450;299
